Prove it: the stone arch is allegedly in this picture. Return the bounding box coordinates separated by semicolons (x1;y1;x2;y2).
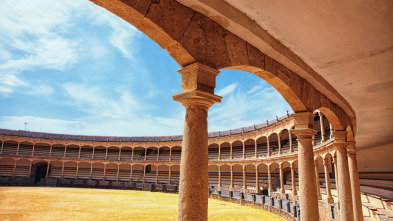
208;143;219;160
244;139;255;158
231;140;243;159
92;0;353;131
256;136;268;157
220;142;231;159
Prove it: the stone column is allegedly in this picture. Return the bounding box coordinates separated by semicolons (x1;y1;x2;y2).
31;143;35;156
230;143;233;159
218;166;221;190
267;165;272;196
289;133;293;152
143;165;146;183
242;142;245;159
334;131;354;221
333;156;339;201
157;148;159;161
315;159;322;200
278;134;282;155
76;163;79;179
92;146;95;159
89;164;93;180
49;144;52;157
279;163;285;194
12;161;17;177
168;166;171;184
324;157;334;203
347;142;363;221
230;166;234;190
78;145;81;158
169;148;172;161
16;142;20;155
156;166;159;183
243;166;247;192
218;144;221;160
255;165;260;194
319;112;325;143
116;164;120;181
131;148;134;161
106;147;109;160
144;148;147;161
0;140;4;154
130;165;133;181
119;148;122;161
61;162;65;178
103;164;107;181
290;163;297;195
63;145;67;158
28;162;32;178
46;162;50;178
290;112;319;221
267;139;270;156
173;63;221;221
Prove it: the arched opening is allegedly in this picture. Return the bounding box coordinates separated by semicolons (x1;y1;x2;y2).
18;142;33;156
33;162;48;183
158;146;170;161
279;129;290;154
120;146;132;161
51;144;65;157
107;146;120;161
208;143;219;160
34;143;51;156
269;133;279;155
232;164;243;191
220;142;231;160
257;164;268;195
2;141;18;156
220;165;231;189
171;146;181;162
244;139;256;158
93;146;106;160
65;145;80;158
232;141;243;159
131;164;144;182
80;145;94;159
146;146;158;161
77;162;91;180
256;136;268;157
133;147;145;161
208;165;219;188
15;159;31;178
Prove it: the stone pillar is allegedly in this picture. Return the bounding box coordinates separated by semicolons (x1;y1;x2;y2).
315;159;322;200
334;131;354;221
16;142;20;155
105;147;109;160
267;139;270;156
61;162;65;178
103;164;107;181
157;148;159;161
78;145;81;158
116;164;120;181
173;63;221;221
218;144;221;160
348;142;363;221
31;143;35;156
278;134;282;155
168;166;171;184
267;165;272;196
12;161;17;177
169;148;172;161
218;166;221;190
290;112;319;221
333;156;339;201
289;133;293;152
156;166;159;183
119;148;122;161
46;162;50;178
242;142;245;159
49;144;52;157
230;166;234;190
89;164;93;180
130;165;133;181
290;163;297;195
28;162;32;177
319;112;325;143
131;148;134;161
255;142;258;158
63;145;67;158
76;163;79;179
324;157;334;203
0;140;4;154
243;166;247;192
144;148;147;161
143;165;146;183
279;163;285;194
255;165;260;194
92;146;95;159
230;143;233;159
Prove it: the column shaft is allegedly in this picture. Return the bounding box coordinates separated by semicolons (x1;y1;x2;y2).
319;112;325;143
243;167;246;192
255;166;260;194
291;164;297;195
324;158;334;203
348;149;363;221
31;143;35;156
46;162;50;178
230;166;234;190
279;163;285;194
218;166;221;190
168;166;171;184
336;143;354;221
268;165;272;196
315;160;322;200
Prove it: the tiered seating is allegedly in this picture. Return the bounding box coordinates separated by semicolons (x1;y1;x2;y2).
93;148;106;160
0;162;14;177
208;148;219;160
232;146;243;159
118;168;131;181
131;170;143;182
314;132;322;145
133;149;145;161
51;146;65;157
171;150;181;161
170;171;180;184
208;172;219;186
49;166;63;178
2;142;18;156
18;143;33;156
77;167;91;179
119;148;132;161
220;147;231;159
280;139;291;153
91;167;105;180
270;142;279;155
145;149;158;161
158;171;170;183
80;147;93;159
244;145;255;158
65;146;79;159
158;149;170;161
145;172;157;183
33;144;50;156
105;167;118;181
107;148;120;161
257;143;268;157
63;166;77;179
14;164;30;177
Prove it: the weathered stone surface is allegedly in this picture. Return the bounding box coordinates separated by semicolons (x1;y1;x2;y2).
247;43;265;70
121;0;150;15
224;32;249;67
180;13;231;69
146;0;194;42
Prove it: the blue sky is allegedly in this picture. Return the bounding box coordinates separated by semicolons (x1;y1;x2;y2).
0;0;292;136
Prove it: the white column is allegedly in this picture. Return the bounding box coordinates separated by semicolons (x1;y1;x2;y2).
63;145;67;158
78;145;81;158
324;157;334;203
118;148;122;161
279;163;285;194
278;134;282;155
242;142;245;159
290;163;297;195
76;163;79;179
61;162;65;178
230;166;234;190
116;164;120;181
168;166;171;184
255;165;260;194
267;165;272;196
319;112;325;143
254;142;258;158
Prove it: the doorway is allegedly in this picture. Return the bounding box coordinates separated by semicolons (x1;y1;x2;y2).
34;164;48;183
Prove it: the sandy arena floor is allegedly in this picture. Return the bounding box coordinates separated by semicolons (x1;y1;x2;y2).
0;187;285;221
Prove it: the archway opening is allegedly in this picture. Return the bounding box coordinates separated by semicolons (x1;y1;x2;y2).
34;163;48;183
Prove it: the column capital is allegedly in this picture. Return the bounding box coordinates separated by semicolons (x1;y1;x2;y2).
333;130;349;149
178;62;219;94
292;111;314;129
173;89;222;109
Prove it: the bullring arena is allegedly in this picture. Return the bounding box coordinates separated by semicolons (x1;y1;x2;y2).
1;0;393;221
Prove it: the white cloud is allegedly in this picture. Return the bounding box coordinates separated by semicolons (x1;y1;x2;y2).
216;83;238;96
